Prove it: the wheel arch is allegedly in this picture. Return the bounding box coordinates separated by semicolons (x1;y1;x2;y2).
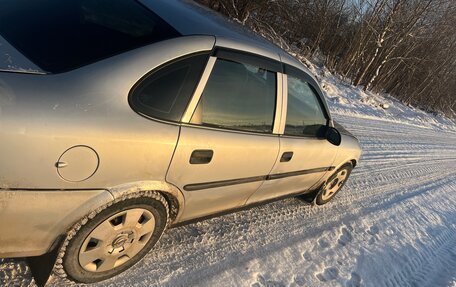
108;181;185;224
332;158;357;174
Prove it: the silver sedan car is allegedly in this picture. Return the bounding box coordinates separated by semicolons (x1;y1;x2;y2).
0;0;361;284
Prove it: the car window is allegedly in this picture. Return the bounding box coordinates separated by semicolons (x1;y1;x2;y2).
0;0;181;73
130;53;209;122
191;58;277;133
285;75;327;137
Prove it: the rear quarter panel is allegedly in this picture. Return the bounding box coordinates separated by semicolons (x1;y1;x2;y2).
0;36;215;190
0;189;112;257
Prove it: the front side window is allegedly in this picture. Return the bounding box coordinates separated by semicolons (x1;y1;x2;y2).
191;58;277;133
130;53;209;122
285;75;327;137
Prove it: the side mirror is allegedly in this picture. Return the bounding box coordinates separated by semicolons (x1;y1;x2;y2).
326;127;341;146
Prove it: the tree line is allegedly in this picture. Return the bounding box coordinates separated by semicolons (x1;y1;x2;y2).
197;0;456;118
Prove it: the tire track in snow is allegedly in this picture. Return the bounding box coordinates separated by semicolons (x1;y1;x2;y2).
1;115;455;287
91;154;456;286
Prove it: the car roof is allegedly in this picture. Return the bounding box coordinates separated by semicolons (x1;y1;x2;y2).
140;0;310;74
141;0;280;52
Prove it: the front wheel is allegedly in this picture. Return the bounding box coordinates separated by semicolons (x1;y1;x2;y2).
59;192;168;284
315;164;353;205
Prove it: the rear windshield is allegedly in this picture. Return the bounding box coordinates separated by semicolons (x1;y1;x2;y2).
0;0;181;73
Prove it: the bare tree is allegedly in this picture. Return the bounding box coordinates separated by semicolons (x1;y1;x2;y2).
196;0;456;117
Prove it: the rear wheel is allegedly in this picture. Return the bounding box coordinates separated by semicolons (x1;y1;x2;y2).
60;192;168;283
316;164;352;205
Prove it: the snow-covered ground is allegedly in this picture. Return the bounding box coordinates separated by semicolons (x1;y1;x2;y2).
1;62;455;287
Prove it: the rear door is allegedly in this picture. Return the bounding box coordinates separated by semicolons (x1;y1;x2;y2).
247;65;338;204
166;50;282;221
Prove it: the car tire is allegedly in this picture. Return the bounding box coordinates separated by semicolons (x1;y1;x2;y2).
57;191;168;284
315;163;353;205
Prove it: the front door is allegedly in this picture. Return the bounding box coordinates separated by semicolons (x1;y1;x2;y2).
247;68;338;204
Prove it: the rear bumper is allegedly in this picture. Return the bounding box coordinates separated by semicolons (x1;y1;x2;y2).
0;189;113;258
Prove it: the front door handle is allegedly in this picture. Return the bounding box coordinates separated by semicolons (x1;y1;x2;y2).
190;150;214;164
280;151;294;162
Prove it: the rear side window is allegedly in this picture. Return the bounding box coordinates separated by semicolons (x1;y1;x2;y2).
130;53;209;122
190;59;277;133
285;75;327;137
0;0;180;73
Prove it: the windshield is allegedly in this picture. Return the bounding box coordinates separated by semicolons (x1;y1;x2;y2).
0;0;180;73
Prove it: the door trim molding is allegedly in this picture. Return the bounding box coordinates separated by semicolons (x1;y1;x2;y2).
183;166;334;191
267;167;333;180
184;175;267;191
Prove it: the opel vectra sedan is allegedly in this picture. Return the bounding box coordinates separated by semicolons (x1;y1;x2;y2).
0;0;361;283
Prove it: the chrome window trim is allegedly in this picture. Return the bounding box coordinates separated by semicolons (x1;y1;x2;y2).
278;74;288;135
181;56;217;123
272;72;283;134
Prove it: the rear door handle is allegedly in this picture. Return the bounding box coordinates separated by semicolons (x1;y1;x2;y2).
280;151;294;162
190;150;214;164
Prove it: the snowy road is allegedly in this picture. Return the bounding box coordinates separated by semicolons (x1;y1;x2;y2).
2;112;455;287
